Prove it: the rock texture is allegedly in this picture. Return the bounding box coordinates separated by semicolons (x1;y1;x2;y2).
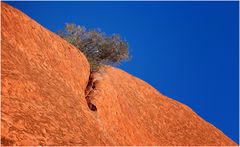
1;2;237;146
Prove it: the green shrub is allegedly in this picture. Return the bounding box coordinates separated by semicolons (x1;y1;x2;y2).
57;23;130;72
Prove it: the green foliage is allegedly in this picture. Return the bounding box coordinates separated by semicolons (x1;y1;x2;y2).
57;23;130;72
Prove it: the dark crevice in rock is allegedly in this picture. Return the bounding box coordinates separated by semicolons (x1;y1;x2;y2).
85;72;97;111
1;137;15;146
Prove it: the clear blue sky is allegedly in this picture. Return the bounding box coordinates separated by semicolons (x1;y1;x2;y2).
6;1;239;143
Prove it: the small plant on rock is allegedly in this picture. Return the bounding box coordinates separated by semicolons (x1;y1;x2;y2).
57;23;130;72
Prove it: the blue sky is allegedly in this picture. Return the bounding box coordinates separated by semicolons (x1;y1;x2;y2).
6;1;239;143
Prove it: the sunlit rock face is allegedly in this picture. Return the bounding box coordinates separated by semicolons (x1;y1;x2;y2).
1;2;237;146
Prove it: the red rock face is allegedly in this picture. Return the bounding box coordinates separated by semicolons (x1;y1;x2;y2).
1;2;237;146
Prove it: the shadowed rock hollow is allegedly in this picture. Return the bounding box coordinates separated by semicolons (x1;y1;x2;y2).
1;2;237;146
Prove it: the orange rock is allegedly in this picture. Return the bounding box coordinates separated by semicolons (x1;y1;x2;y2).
1;2;237;146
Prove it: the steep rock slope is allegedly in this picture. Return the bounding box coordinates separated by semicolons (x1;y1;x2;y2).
1;3;237;146
91;67;237;145
1;2;102;145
